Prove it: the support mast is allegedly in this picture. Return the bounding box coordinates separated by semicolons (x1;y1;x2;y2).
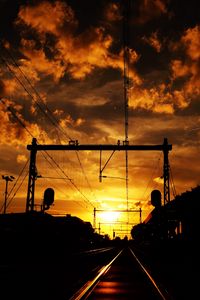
123;0;131;212
163;138;170;205
26;138;37;212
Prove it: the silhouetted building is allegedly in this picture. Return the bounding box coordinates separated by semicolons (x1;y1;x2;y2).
0;211;99;264
131;185;200;243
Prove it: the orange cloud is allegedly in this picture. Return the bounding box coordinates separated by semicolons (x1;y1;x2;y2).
0;77;21;97
171;60;190;78
1;59;40;104
173;90;189;109
16;0;77;36
0;98;53;146
19;39;65;82
171;26;200;101
59;115;85;130
16;1;141;83
57;27;113;79
135;0;168;24
0;79;6;97
181;25;200;61
130;78;198;113
153;176;163;184
17;154;27;163
75;118;85;127
53;109;64;117
129;84;175;113
142;31;162;52
104;3;122;22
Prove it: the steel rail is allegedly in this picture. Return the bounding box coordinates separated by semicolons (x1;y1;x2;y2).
129;248;168;300
69;249;123;300
69;247;170;300
72;247;115;256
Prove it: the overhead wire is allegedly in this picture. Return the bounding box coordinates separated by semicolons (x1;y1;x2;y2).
1;170;29;213
140;153;162;202
41;150;95;208
0;158;29;212
0;45;80;139
0;56;66;153
0;41;67;138
0;45;97;208
0;98;95;209
0;43;97;205
169;165;177;198
123;0;131;222
6;158;29;202
41;176;89;211
32;151;92;211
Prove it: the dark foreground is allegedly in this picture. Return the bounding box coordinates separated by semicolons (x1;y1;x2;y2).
0;239;196;300
0;212;197;299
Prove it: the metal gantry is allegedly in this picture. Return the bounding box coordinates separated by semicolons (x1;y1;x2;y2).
26;137;172;212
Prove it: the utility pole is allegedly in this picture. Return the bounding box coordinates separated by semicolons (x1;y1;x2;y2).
93;207;96;230
26;137;37;212
2;175;15;214
123;0;131;213
163;138;170;205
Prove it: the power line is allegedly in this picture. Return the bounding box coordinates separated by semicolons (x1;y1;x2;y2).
0;98;34;138
123;0;131;219
42;150;95;208
36;170;90;211
169;165;177;198
140;153;162;201
0;55;65;137
0;44;97;204
6;159;29;202
2;170;29;212
0;99;95;209
123;0;131;218
40;176;89;211
0;158;29;212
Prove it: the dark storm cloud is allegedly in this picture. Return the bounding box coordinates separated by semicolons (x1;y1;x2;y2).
0;0;199;144
0;79;6;97
133;0;168;25
0;145;27;174
14;0;140;83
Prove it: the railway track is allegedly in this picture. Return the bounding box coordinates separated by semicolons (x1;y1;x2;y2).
0;246;120;300
69;247;170;300
1;245;180;300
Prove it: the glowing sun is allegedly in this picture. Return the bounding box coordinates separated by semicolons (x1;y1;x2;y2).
100;211;120;223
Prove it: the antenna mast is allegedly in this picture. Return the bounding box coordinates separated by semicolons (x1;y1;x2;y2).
123;0;131;212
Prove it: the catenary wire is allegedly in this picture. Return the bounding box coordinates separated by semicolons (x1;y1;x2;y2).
0;49;97;203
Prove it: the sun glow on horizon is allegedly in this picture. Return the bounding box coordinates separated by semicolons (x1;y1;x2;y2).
99;211;121;223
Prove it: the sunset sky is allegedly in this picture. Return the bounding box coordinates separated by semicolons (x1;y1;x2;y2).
0;0;199;238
